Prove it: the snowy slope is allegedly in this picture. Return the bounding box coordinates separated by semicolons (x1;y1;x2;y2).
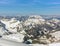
2;33;25;42
0;38;31;46
1;18;23;33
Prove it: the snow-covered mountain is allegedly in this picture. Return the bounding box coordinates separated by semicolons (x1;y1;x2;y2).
1;18;23;33
0;15;60;46
24;15;45;26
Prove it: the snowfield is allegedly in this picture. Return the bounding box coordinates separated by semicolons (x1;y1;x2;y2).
0;38;60;46
2;33;25;42
0;38;31;46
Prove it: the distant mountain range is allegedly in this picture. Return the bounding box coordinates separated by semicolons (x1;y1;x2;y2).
0;15;60;20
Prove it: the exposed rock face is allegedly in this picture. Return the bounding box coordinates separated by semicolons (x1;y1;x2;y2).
24;27;54;44
23;16;60;44
0;21;9;36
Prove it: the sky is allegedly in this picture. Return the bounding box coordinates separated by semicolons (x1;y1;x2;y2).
0;0;60;15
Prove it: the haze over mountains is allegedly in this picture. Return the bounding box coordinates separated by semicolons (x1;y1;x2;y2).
0;14;60;20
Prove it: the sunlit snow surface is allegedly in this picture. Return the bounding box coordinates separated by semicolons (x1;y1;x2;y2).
0;38;60;46
2;33;24;42
0;38;31;46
